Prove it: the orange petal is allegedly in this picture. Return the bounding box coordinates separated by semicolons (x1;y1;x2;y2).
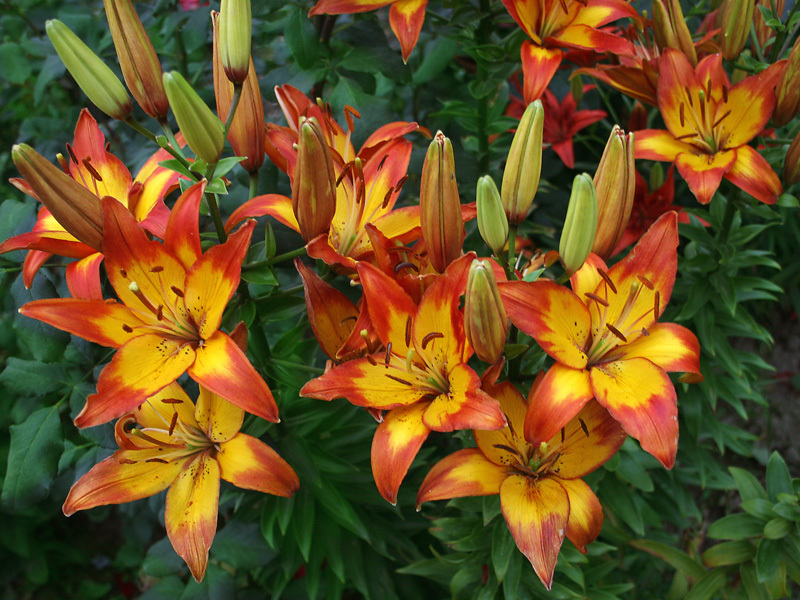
634;130;696;162
65;252;104;300
521;43;562;103
609;322;700;375
137;382;198;431
189;330;278;423
359;122;420;155
657;49;702;138
590;357;678;469
217;433;299;497
370;205;422;243
224;193;298;234
422;363;507;432
21;250;51;288
389;0;427;62
371;401;431;504
357;261;417;355
502;0;542;42
570;0;640;27
165;452;220;582
724;144;782;205
417;448;507;507
559;477;603;553
306;233;358;272
195;385;244;444
70;109;132;203
721;62;783;148
0;229;91;259
475;381;530;466
62;448;183;515
75;334;197;428
500;474;569;590
550;24;635;55
525;363;594;445
546;399;626;478
19;298;141;348
499;280;591;369
576;65;658;106
570;253;607;302
675;150;736;204
132;144;184;229
184;220;255;339
309;0;393;16
164;181;205;270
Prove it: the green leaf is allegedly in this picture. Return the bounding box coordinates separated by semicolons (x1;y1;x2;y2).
179;564;235;600
212;520;276;570
766;452;793;499
412;38;459;86
158;158;196;180
1;405;63;510
741;498;777;520
755;538;783;582
142;537;186;578
212;155;246;178
138;576;186;600
292;487;315;562
629;539;706;580
708;513;765;540
684;568;727;600
491;519;515;583
0;42;32;84
730;466;768;502
0;357;71;396
285;6;323;70
776;194;799;208
763;518;792;540
701;541;756;567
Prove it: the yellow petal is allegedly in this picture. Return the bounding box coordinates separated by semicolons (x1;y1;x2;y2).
195;385;244;444
417;448;507;508
559;477;603;553
217;433;299;497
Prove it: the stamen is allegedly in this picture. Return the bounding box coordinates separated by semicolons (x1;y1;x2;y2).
171;286;184;298
105;142;111;151
722;84;728;103
578;418;589;437
377;155;388;172
405;316;412;347
654;291;660;318
382;186;394;209
146;458;169;464
385;373;412;386
161;398;183;404
119;458;137;464
122;324;134;333
150;266;164;273
679;103;685;128
557;0;568;13
405;348;415;373
637;275;654;289
674;132;699;141
385;342;392;366
560;427;565;443
585;292;609;307
606;323;628;342
394;262;419;274
168;412;178;436
340;316;357;326
156;305;164;321
336;161;353;187
597;269;617;294
712;110;731;129
367;354;377;366
641;327;650;336
82;158;103;182
421;332;444;349
120;269;127;278
684;86;693;107
706;79;712;98
66;143;79;165
393;175;409;194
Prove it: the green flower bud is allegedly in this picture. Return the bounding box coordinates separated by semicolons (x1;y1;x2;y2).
219;0;252;85
774;36;800;127
292;117;336;242
718;0;755;61
46;19;132;120
502;100;544;224
476;176;508;255
163;71;225;166
559;173;597;276
652;0;697;66
464;259;508;364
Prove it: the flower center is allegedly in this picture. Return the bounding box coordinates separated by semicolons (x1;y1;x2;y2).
674;80;731;153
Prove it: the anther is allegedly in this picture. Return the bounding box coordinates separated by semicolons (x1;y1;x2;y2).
637;275;654;289
367;354;377;366
168;412;178;436
122;324;134;333
339;316;357;326
171;286;184;298
377;154;388;172
336;162;353;187
706;79;712;98
146;458;169;464
385;373;412;386
585;292;609;307
712;110;731;129
156;305;164;321
641;327;650;336
161;398;184;404
606;323;628;342
382;186;394;209
722;84;728;103
684;86;693;107
557;0;568;13
119;458;137;464
120;268;128;278
654;291;660;317
405;316;412;347
394;262;419;274
385;342;392;366
597;269;617;294
421;332;444;349
82;158;103;182
150;266;164;273
393;175;409;194
560;427;565;443
578;418;589;437
66;143;79;165
679;103;685;128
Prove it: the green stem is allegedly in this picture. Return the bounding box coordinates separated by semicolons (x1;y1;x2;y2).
506;223;518;278
243;246;308;270
770;2;800;61
270;358;324;375
222;84;243;140
202;161;227;244
249;171;259;200
159;119;186;161
123;117;158;143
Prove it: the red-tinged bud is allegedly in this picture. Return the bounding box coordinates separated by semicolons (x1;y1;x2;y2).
212;11;264;172
652;0;697;65
753;0;784;53
502;100;543;224
784;129;800;186
163;71;225;165
476;175;508;256
592;126;635;259
292;117;336;242
219;0;251;84
627;102;648;132
774;37;800;127
12;144;103;251
103;0;169;119
718;0;756;61
420;131;463;273
46;19;132;120
464;259;508;364
559;173;597;275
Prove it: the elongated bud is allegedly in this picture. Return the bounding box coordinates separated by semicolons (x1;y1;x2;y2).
420;131;463;273
502;100;543;224
12;144;103;251
627;101;648;132
476;176;508;255
464;259;508;364
784;129;800;186
103;0;169;119
219;0;252;84
649;163;665;191
46;19;132;120
774;37;800;127
163;71;224;165
212;11;264;172
718;0;755;61
592;126;635;259
754;0;784;53
292;117;336;242
652;0;697;66
559;174;597;275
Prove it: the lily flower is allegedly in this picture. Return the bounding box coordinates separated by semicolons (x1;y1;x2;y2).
301;254;506;503
541;85;607;169
0;109;182;299
501;0;638;102
417;370;626;590
63;378;299;582
20;182;279;428
498;212;701;469
635;49;784;204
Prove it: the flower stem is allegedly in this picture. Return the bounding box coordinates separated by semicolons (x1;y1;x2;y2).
123;117;158;144
222;84;243;140
506;223;518;278
249;171;259;200
244;246;307;270
271;358;324;375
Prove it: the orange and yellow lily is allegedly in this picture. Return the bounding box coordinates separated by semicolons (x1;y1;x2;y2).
0;109;182;299
20;181;279;428
301;254;506;503
63;378;299;582
417;370;626;590
501;0;637;102
499;212;701;469
635;49;784;204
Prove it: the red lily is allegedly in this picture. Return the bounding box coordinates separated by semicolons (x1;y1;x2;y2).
541;85;607;168
499;213;701;468
417;369;626;589
301;254;506;503
0;109;182;299
635;49;784;204
20;181;278;428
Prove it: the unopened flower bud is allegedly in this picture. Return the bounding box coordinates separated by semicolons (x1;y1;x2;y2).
464;259;508;364
502;100;544;224
476;176;508;255
420;131;463;273
652;0;697;65
46;19;132;120
559;173;597;275
718;0;756;61
592;126;635;259
219;0;252;84
774;37;800;127
292;117;336;242
754;0;784;53
12;144;103;251
784;129;800;186
627;102;648;132
212;11;264;172
163;71;225;165
649;163;664;191
103;0;169;119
